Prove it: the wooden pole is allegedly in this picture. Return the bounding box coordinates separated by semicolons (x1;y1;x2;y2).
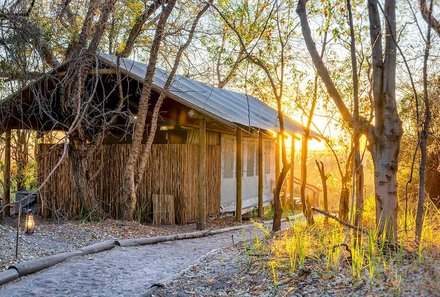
289;137;295;203
258;131;263;218
235;128;242;222
197;118;206;230
15;200;21;258
4;129;11;217
275;134;280;186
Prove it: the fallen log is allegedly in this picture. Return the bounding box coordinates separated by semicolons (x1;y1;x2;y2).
116;225;248;247
116;235;176;247
8;250;82;277
311;207;369;234
0;269;19;285
79;240;116;255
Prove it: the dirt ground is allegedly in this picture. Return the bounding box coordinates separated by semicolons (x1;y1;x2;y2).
0;221;266;297
0;215;242;271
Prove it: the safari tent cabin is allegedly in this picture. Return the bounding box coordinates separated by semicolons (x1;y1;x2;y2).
0;54;319;224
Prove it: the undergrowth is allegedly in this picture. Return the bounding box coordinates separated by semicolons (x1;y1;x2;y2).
244;196;440;293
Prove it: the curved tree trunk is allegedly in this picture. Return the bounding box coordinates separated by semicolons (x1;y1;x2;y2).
69;138;104;219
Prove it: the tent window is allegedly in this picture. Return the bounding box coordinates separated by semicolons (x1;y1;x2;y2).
264;141;272;174
223;138;234;178
247;143;256;177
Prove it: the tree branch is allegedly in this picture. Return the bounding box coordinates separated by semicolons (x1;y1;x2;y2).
420;0;440;37
296;0;354;125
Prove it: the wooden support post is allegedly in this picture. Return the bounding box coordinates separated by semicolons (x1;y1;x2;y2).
235;128;242;222
197;118;206;230
258;131;263;218
289;138;295;202
4;129;11;217
275;134;280;185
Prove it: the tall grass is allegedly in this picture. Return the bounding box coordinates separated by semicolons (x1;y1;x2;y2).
259;194;440;286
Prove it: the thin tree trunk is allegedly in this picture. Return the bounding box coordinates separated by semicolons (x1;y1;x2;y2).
124;1;208;220
119;0;163;57
347;0;364;230
339;179;350;222
315;160;328;224
299;21;328;226
300;137;314;225
415;0;433;243
419;0;440;38
273;165;291;231
123;0;176;220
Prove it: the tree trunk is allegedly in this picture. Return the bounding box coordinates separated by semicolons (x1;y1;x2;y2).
300;137;314;225
315;160;328;224
273;165;291;231
347;0;364;230
123;0;176;220
69;138;103;219
370;0;401;242
415;0;433;243
371;141;400;242
339;180;350;222
298;0;401;241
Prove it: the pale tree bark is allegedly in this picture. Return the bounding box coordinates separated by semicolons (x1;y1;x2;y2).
369;0;401;242
65;0;101;60
297;0;402;242
415;0;433;244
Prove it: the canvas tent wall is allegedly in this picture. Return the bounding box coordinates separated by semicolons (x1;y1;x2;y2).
220;133;276;212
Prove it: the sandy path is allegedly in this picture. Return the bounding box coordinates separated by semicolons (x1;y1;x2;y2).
0;224;265;297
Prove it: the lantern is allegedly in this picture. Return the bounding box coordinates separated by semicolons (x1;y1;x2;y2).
25;210;35;234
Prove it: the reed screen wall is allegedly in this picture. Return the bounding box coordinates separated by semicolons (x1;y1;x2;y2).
38;144;221;224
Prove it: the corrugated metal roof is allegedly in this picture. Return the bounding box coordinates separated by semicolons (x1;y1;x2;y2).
98;54;319;137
